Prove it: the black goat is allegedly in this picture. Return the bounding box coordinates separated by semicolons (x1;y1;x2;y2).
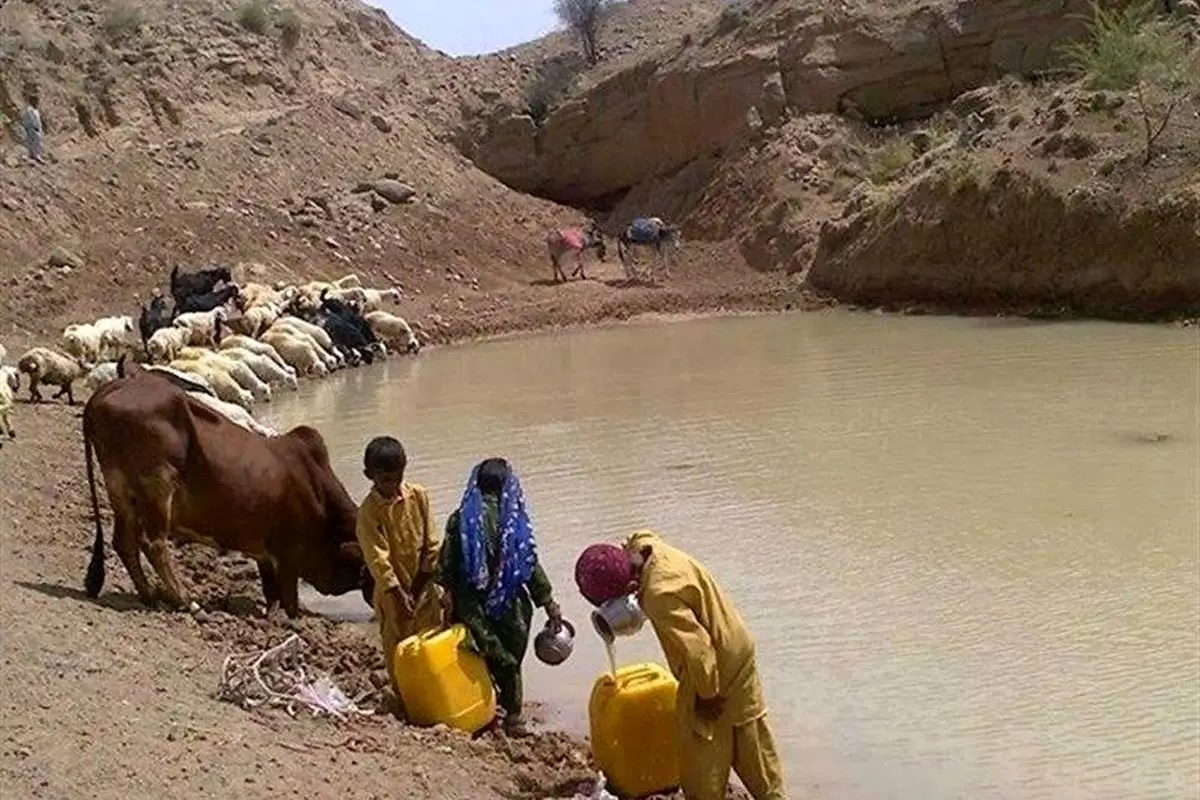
175;283;242;315
317;296;384;364
138;291;174;347
170;264;233;309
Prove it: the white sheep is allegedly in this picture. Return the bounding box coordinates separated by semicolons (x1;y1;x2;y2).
231;301;282;337
16;347;87;404
172;307;229;347
298;273;359;299
260;329;329;377
93;315;138;360
83;361;122;394
62;323;104;364
364;310;421;353
0;343;7;363
218;335;293;372
360;287;402;312
269;316;337;353
221;347;300;390
266;319;340;370
147;326;190;363
323;286;367;307
240;283;296;310
186;390;279;437
168;358;254;410
0;365;17;442
177;347;272;403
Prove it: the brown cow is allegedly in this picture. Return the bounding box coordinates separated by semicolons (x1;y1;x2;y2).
82;361;372;618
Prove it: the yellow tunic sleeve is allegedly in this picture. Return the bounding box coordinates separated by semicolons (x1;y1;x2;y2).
643;585;721;700
355;495;400;593
416;486;441;576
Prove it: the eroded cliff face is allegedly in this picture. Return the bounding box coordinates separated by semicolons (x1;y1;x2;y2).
807;165;1200;320
459;0;1096;207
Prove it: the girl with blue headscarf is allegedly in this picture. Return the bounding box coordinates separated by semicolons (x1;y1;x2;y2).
438;457;561;736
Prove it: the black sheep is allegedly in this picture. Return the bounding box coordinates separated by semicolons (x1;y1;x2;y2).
170;264;233;309
317;296;383;363
138;291;174;347
175;283;241;315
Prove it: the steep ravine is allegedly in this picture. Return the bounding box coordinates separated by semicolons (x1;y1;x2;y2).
457;0;1096;208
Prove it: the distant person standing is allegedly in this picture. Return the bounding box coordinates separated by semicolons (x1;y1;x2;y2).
21;94;45;164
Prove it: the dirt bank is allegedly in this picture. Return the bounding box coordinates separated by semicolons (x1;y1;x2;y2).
0;271;789;800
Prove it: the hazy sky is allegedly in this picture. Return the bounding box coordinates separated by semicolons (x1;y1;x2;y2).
371;0;559;56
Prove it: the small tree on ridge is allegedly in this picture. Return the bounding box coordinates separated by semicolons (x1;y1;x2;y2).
553;0;616;65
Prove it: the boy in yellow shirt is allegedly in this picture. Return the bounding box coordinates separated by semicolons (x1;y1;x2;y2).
356;436;446;698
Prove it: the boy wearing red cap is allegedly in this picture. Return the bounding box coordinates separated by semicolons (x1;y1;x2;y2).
575;530;786;800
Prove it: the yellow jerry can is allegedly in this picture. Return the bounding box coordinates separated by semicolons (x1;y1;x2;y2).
393;623;497;734
588;662;681;797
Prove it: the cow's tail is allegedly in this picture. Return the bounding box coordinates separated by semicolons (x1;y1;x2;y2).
83;406;107;599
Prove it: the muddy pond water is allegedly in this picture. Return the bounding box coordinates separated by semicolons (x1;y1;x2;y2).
258;310;1200;800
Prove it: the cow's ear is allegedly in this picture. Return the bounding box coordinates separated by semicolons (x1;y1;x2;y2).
340;541;363;560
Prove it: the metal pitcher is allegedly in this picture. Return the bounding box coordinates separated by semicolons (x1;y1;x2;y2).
591;594;646;643
533;617;576;666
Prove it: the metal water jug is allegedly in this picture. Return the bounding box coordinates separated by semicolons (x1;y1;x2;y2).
591;594;646;643
534;617;576;666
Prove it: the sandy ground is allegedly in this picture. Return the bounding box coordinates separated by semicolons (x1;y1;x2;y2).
0;271;792;800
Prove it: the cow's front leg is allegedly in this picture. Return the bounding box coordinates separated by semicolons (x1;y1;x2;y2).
257;559;283;620
277;559;302;619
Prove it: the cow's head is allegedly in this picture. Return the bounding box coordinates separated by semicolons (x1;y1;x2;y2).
305;537;371;601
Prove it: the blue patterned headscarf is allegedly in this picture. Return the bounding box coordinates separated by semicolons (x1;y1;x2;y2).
457;460;537;620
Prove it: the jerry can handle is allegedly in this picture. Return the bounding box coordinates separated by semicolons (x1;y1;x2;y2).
620;664;664;688
455;625;484;657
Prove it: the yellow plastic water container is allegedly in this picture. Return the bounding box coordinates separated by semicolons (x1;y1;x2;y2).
588;662;681;798
392;624;497;733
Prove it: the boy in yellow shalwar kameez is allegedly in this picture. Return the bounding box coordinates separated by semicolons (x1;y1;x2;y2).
355;436;446;697
574;530;787;800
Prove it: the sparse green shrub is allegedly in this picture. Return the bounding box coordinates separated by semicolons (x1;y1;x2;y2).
866;138;914;184
277;8;302;50
1062;0;1198;164
103;5;144;42
523;58;582;125
235;0;271;35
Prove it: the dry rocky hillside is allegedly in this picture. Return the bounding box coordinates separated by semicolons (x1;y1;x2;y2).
1;0;1198;799
461;0;1200;319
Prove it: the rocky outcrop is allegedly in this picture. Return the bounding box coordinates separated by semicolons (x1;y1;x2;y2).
806;165;1200;320
461;0;1097;207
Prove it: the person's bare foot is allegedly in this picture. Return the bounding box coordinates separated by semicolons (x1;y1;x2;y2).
503;713;531;738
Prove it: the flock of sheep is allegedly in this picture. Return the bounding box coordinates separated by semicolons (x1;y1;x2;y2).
0;265;422;445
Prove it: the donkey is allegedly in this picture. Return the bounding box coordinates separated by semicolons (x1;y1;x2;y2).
617;217;682;282
546;221;608;283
